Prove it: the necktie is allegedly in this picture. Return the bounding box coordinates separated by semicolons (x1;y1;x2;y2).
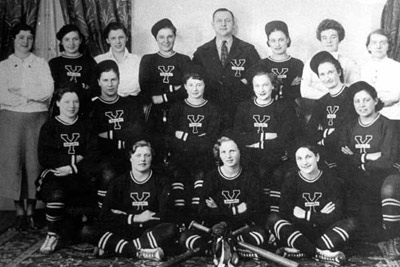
221;40;228;66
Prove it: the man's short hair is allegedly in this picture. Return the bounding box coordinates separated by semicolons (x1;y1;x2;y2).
212;8;235;21
103;22;128;39
316;19;345;42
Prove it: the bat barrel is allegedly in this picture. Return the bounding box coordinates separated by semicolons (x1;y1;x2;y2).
237;241;299;267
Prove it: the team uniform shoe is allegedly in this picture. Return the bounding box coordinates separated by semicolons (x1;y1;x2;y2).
237;247;258;260
315;248;346;266
276;247;307;259
378;239;400;260
136;247;164;261
40;233;59;254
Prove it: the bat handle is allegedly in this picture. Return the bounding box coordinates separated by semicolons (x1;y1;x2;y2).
231;224;250;237
189;220;211;233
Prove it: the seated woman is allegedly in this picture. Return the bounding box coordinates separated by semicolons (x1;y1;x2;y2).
266;144;356;266
306;51;356;169
36;83;97;254
233;66;299;213
339;81;400;258
91;140;177;261
180;135;266;263
167;66;221;217
49;24;97;117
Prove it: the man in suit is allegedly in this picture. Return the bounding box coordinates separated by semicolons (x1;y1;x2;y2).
193;8;260;130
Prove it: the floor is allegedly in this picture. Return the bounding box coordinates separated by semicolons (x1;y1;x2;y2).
0;210;399;267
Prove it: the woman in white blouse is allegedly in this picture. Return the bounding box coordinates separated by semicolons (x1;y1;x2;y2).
0;24;54;231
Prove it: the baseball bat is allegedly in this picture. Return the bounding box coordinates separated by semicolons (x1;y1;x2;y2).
190;221;299;267
236;241;299;267
159;247;200;267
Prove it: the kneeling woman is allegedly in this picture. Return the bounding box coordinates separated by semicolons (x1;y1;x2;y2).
36;84;97;254
267;144;356;266
93;140;177;261
340;81;400;258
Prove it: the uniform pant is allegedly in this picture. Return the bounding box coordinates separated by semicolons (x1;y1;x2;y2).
266;213;356;256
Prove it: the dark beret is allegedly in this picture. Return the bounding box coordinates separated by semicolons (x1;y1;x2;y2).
309;51;338;75
56;24;81;41
265;20;289;37
151;18;175;38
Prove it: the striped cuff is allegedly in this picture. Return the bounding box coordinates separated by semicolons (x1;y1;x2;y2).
182;132;188;141
109;130;113;140
162;94;168;103
306;210;311;221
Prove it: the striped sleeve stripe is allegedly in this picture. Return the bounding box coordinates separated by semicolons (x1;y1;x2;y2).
172;183;184;190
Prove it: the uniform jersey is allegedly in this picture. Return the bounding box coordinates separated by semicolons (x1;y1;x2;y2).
90;96;144;155
139;52;191;106
307;86;356;149
199;167;262;227
99;170;171;230
340;114;398;172
254;56;304;101
49;54;97;90
168;99;221;156
38;116;94;171
233;98;298;158
280;170;344;229
193;36;260;129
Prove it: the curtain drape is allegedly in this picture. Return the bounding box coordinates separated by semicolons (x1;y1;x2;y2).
59;0;131;57
381;0;400;61
0;0;40;61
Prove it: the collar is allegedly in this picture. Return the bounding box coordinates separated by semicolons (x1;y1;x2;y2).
330;51;339;60
107;47;130;61
10;53;35;64
216;36;233;50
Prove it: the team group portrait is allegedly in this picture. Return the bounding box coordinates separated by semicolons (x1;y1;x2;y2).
0;0;400;266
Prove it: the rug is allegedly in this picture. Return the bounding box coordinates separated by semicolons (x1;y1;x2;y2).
1;227;400;267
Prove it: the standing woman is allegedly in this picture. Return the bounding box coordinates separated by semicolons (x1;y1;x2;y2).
139;18;191;164
0;24;54;230
340;81;400;258
49;24;97;117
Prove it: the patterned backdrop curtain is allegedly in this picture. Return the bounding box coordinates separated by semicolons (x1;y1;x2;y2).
382;0;400;61
0;0;40;60
59;0;131;57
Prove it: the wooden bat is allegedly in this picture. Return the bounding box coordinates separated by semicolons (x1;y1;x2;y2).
236;241;299;267
190;221;299;267
159;247;200;267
